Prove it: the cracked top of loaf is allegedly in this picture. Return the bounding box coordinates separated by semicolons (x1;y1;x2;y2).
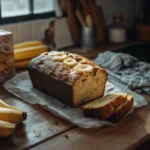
28;51;106;85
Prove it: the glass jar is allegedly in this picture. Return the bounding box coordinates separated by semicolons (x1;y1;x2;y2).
108;13;127;43
0;30;15;84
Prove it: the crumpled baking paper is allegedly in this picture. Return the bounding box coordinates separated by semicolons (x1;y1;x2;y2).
4;71;147;128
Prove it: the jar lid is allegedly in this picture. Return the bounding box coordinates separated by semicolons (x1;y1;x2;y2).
112;13;123;23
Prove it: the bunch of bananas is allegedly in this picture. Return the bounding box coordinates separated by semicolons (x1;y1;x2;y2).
0;99;27;137
14;41;48;69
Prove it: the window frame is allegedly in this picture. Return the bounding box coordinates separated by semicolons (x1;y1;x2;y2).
0;0;55;24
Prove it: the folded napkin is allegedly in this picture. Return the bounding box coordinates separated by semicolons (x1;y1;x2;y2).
93;51;150;94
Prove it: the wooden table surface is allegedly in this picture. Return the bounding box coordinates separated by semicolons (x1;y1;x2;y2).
1;41;150;150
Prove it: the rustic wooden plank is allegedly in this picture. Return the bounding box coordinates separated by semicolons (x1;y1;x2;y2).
32;94;150;150
0;40;145;150
0;86;75;150
67;41;138;59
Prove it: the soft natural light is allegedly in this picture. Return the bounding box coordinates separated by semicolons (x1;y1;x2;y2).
1;0;54;18
1;0;30;18
33;0;54;14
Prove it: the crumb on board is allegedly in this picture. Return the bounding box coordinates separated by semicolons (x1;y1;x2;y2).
49;128;58;132
65;134;69;139
36;133;41;138
54;118;59;125
64;104;68;108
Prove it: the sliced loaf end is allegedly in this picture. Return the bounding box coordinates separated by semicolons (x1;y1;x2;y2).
110;94;134;122
82;93;128;120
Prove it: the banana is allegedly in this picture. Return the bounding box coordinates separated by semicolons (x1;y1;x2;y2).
0;99;24;115
15;59;31;69
0;99;21;111
74;64;93;72
63;58;77;67
48;51;65;56
53;54;67;61
14;41;44;50
0;107;27;124
14;45;48;61
0;120;16;137
48;51;67;61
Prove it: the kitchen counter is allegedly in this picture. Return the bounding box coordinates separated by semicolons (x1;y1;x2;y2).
62;40;139;59
1;41;150;150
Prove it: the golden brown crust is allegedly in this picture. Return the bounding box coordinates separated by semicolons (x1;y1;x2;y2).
110;95;134;122
82;93;128;120
94;93;127;120
94;103;115;120
29;51;107;86
83;93;134;121
29;51;108;107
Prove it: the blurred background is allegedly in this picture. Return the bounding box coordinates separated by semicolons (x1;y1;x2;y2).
0;0;150;71
0;0;149;48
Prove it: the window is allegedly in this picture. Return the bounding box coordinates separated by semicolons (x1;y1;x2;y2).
1;0;30;18
33;0;54;14
0;0;55;24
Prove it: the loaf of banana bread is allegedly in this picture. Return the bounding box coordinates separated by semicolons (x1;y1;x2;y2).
28;51;108;107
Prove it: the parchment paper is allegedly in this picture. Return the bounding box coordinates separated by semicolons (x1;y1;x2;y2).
4;71;147;128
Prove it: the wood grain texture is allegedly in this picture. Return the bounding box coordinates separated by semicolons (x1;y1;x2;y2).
0;86;74;150
67;41;138;59
31;94;150;150
0;41;149;150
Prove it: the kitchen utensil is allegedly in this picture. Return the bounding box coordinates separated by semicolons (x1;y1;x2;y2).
87;0;106;42
55;0;63;18
75;10;86;27
85;14;93;27
60;0;67;13
66;0;80;43
78;0;106;42
81;26;96;50
78;0;89;18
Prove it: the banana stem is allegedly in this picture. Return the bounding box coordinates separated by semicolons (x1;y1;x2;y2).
22;112;27;121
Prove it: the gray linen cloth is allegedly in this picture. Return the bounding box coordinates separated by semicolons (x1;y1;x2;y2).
93;51;150;94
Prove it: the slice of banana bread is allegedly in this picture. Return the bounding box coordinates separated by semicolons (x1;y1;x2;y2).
110;95;134;122
82;93;128;120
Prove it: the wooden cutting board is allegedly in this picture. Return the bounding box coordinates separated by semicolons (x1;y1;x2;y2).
66;0;106;44
79;0;106;43
0;86;74;150
66;0;81;44
88;0;106;42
